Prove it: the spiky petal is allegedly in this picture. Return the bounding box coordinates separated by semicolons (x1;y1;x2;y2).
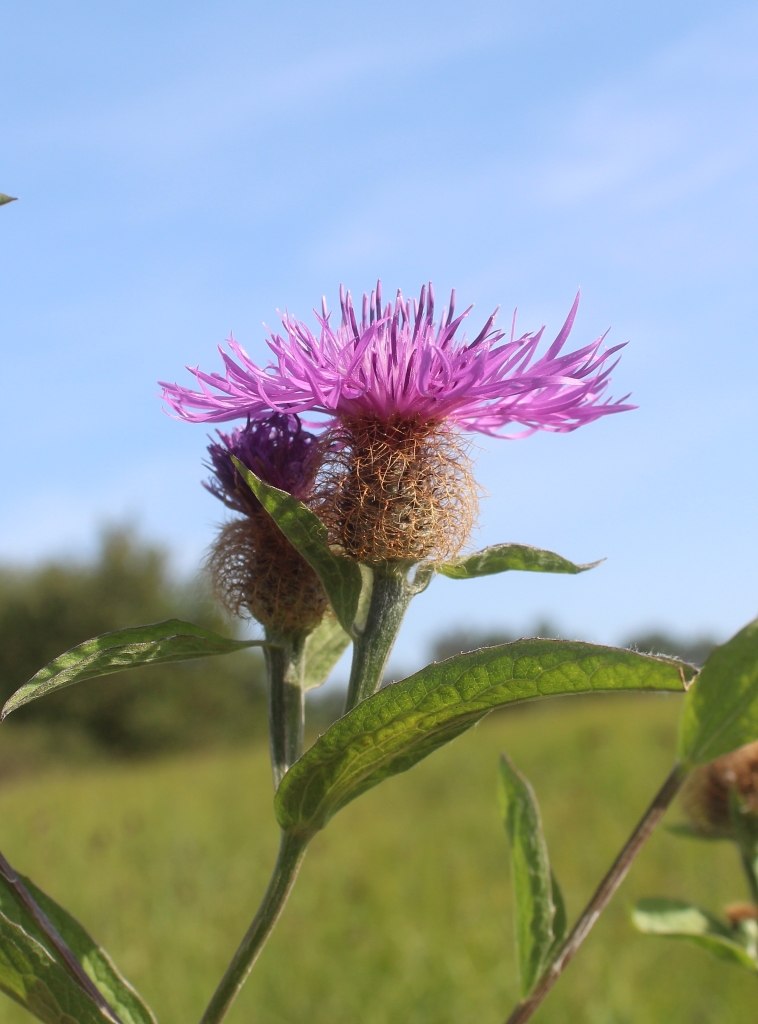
161;285;634;437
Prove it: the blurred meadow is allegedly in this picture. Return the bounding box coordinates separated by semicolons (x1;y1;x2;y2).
0;694;754;1024
0;534;751;1024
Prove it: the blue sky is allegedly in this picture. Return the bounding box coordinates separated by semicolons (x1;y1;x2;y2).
2;0;757;669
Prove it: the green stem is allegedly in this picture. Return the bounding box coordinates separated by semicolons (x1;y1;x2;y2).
199;831;308;1024
344;563;412;712
739;846;758;906
504;762;688;1024
264;633;307;789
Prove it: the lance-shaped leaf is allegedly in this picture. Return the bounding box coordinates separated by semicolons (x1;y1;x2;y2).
2;619;265;719
0;194;17;206
303;613;351;691
499;755;562;996
548;870;568;955
0;855;158;1024
276;639;695;837
632;898;758;973
233;459;365;635
18;875;156;1024
436;543;601;580
678;617;758;765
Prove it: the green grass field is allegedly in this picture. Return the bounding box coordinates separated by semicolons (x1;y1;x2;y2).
0;692;753;1024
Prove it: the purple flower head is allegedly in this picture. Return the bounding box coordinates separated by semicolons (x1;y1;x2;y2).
204;413;320;515
161;284;635;438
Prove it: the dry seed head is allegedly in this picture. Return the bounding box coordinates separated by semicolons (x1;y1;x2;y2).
313;416;478;564
203;414;328;634
725;902;758;925
206;510;328;634
682;740;758;839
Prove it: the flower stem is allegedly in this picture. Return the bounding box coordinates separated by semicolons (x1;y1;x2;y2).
264;633;307;788
739;846;758;906
344;563;412;712
504;762;689;1024
198;831;308;1024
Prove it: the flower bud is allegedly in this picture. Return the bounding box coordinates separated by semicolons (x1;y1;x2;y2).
682;740;758;840
204;415;329;634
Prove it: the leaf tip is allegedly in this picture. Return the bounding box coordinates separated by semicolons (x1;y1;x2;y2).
680;663;699;691
578;557;606;572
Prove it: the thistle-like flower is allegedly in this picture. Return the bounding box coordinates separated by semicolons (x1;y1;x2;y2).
204;414;328;634
163;284;633;563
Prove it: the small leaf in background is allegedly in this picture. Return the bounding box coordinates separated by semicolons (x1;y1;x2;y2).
436;543;601;580
276;639;695;837
632;898;758;973
0;860;154;1024
303;613;351;691
0;194;17;206
233;460;365;635
2;619;264;719
498;755;557;995
665;823;722;841
678;617;758;765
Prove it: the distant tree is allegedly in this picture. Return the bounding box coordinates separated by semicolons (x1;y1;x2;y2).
430;620;560;663
621;630;716;668
0;527;266;754
431;622;716;668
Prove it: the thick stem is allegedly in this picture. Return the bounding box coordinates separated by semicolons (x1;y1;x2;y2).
344;564;412;712
264;633;307;789
504;762;688;1024
199;831;308;1024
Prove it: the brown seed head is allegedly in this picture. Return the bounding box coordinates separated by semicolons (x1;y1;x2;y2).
313;416;478;563
682;740;758;839
725;902;758;925
206;509;328;635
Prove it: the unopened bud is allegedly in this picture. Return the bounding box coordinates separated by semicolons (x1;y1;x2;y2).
204;415;328;634
682;740;758;840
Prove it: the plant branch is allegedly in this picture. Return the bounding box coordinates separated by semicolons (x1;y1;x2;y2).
344;563;412;712
264;633;307;788
504;762;689;1024
199;831;308;1024
740;847;758;906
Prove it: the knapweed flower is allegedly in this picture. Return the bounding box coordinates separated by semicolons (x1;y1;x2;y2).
163;284;634;563
682;740;758;840
204;415;328;634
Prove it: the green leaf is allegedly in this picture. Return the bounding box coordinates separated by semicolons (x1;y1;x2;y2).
678;617;758;765
276;639;695;837
2;619;264;719
0;863;130;1023
303;613;351;691
549;870;568;953
20;877;156;1024
232;460;365;635
632;898;758;973
498;755;555;996
666;823;722;841
436;543;600;580
0;194;17;206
